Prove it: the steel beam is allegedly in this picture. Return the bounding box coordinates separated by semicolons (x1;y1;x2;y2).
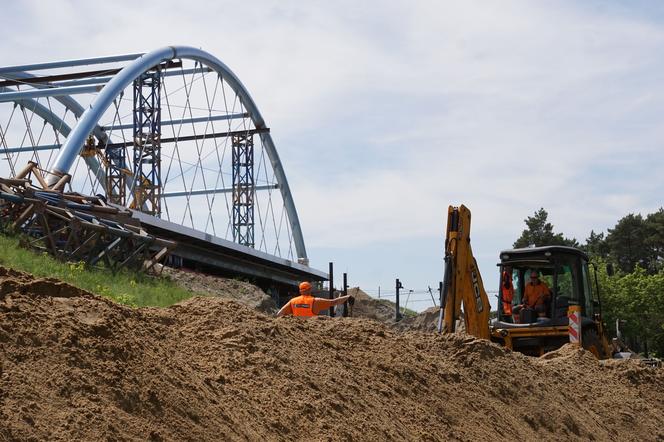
104;128;269;149
0;53;144;74
3;116;253;154
2;144;61;154
101;113;248;132
0;61;182;88
46;67;213;88
2;67;211;89
0;85;103;102
161;184;278;198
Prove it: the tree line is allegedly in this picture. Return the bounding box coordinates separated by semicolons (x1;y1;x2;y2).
513;208;664;357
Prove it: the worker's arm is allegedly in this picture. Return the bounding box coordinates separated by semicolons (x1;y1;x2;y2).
335;295;354;305
312;295;354;314
276;301;293;317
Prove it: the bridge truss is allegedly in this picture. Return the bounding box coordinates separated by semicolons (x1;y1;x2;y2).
0;46;323;287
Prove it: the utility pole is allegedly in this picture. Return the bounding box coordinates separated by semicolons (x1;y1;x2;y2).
329;262;335;317
395;278;403;321
342;272;349;317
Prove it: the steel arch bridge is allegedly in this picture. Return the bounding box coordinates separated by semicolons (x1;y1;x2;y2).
0;46;324;285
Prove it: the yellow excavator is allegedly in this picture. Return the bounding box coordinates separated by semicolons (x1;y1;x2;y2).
438;205;613;358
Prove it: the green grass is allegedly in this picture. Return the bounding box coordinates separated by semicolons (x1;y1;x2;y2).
0;233;198;308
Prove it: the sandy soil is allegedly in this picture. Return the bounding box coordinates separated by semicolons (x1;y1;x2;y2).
1;267;663;441
160;266;277;313
347;287;441;332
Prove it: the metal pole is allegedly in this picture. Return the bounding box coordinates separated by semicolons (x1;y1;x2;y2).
437;281;444;333
342;272;349;317
395;278;403;321
329;262;335;317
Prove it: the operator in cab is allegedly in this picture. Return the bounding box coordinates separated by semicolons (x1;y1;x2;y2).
513;270;551;320
276;281;354;317
501;266;514;321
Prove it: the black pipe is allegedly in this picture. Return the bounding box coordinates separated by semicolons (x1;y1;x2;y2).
342;272;349;317
396;278;403;321
328;262;335;317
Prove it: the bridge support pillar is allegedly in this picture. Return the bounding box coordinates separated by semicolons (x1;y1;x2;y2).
132;68;162;215
232;133;255;247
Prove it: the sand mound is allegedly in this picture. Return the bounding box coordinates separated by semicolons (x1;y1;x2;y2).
1;267;662;441
347;287;442;332
161;266;276;313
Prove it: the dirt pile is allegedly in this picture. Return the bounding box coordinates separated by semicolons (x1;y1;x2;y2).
1;267;663;441
344;287;397;322
348;287;441;332
395;307;441;332
160;266;276;313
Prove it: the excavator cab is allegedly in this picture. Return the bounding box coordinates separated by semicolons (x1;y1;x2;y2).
490;246;611;357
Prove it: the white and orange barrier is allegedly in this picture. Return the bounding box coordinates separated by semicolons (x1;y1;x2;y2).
568;305;581;345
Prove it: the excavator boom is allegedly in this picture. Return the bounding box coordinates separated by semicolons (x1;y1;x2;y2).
440;205;491;339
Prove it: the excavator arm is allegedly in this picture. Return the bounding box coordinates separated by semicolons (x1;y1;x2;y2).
439;205;491;339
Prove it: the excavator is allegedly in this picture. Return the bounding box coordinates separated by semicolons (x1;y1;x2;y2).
438;205;613;358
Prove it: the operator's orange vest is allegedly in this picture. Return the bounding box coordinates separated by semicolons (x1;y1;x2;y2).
290;295;315;317
501;271;514;316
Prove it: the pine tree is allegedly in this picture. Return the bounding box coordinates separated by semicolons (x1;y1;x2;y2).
513;208;578;248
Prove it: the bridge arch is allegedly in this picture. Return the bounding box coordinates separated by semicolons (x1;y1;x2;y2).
0;46;308;263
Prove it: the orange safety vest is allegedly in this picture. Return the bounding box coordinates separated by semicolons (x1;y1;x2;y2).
523;281;550;307
290;295;316;317
501;271;514;316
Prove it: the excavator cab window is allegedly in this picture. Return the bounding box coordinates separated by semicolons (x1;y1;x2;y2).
497;260;587;322
502;266;554;321
581;261;594;317
554;264;574;318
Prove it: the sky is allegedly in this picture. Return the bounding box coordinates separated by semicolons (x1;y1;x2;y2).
2;0;664;311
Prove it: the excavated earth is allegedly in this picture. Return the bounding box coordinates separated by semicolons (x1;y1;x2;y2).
1;266;663;441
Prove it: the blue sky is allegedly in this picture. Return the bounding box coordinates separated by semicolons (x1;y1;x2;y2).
2;1;664;310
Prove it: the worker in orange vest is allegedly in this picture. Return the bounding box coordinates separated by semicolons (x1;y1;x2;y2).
501;266;514;320
513;270;551;321
276;281;354;317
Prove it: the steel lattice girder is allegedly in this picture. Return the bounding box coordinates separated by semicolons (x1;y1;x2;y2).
0;174;175;273
232;133;255;248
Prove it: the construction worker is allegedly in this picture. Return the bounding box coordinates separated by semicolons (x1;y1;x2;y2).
276;281;355;317
514;270;551;320
501;266;514;321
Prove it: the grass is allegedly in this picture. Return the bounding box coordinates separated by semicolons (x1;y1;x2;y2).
0;233;197;308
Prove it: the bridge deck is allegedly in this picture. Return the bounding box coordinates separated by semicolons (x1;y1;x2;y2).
131;210;328;287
